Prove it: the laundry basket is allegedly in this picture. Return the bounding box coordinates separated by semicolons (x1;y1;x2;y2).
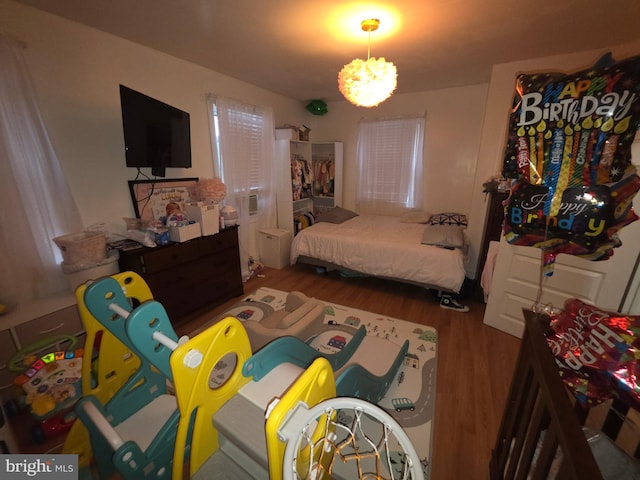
53;231;107;267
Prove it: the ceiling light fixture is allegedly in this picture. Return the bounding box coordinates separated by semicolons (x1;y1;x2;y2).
338;18;397;108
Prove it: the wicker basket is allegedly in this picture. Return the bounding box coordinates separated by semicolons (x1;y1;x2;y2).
53;231;107;266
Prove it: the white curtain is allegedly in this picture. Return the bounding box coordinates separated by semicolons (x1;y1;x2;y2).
0;35;82;304
356;115;425;215
207;95;276;280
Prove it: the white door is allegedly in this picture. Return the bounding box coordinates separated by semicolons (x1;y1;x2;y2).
483;220;640;338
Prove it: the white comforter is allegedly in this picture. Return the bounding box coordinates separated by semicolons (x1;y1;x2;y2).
290;214;466;293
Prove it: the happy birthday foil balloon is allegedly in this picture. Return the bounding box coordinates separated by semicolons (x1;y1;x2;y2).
502;54;640;274
544;298;640;409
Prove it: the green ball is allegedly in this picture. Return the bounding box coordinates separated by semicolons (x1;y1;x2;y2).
306;100;328;115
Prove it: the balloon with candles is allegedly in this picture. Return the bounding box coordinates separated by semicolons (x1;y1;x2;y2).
501;53;640;275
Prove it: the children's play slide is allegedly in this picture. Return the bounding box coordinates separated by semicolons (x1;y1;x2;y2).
63;273;413;479
243;325;409;404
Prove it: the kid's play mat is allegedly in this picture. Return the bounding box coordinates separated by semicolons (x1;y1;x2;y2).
216;287;437;479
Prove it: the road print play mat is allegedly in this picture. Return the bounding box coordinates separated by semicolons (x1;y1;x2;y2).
223;287;437;478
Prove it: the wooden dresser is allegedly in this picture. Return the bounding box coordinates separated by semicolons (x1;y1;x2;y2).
118;226;243;325
477;190;509;281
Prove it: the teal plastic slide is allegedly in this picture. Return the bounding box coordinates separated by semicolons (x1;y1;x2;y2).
243;326;408;404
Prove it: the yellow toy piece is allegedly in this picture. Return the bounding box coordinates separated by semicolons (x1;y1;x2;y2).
77;271;153;401
170;316;253;479
23;354;38;367
265;356;336;480
62;271;154;469
29;395;56;417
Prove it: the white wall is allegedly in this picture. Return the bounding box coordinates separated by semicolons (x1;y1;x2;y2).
1;0;309;240
307;85;489;219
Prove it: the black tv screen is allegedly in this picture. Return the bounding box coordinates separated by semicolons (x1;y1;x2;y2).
120;85;191;177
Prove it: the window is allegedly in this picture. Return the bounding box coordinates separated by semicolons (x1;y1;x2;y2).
207;95;276;280
211;107;259;215
210;101;265;206
356;116;425;215
0;35;82;303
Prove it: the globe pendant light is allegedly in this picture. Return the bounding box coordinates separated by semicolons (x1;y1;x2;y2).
338;19;397;108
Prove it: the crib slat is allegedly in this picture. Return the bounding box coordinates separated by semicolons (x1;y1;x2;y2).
490;310;604;480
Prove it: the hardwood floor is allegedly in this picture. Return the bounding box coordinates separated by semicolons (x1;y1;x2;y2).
179;263;522;480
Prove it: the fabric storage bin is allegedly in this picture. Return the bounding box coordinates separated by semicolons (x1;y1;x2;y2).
258;228;292;269
276;127;298;141
169;223;201;243
185;202;220;236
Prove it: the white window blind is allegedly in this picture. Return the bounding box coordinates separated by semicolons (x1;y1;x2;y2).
356;115;425;215
211;104;263;192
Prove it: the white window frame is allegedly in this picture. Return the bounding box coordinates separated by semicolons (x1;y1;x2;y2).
210;103;263;217
355;115;425;215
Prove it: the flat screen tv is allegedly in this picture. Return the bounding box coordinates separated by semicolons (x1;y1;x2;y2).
120;85;192;177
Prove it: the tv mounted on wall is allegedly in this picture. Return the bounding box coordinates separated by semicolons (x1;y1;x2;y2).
119;85;192;177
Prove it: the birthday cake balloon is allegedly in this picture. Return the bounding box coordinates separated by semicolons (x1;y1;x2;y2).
501;53;640;275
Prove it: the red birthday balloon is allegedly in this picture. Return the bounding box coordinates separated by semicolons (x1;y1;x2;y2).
544;298;640;409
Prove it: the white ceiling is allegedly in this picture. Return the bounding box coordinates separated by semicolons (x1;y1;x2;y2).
15;0;640;102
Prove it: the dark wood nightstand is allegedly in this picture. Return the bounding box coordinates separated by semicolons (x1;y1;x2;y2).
476;190;509;281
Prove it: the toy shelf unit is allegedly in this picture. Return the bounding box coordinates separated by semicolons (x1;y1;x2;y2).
275;132;343;235
0;296;84;403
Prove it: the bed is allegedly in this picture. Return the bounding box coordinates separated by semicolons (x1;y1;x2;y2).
491;309;640;480
290;210;468;293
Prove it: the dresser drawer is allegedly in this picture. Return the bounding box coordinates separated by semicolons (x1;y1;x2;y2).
145;247;242;321
139;243;201;274
197;227;239;254
13;305;83;349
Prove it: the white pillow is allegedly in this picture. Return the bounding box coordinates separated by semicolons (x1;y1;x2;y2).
421;224;465;249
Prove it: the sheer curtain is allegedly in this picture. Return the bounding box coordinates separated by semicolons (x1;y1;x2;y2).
0;35;82;304
356;115;425;215
207;95;276;280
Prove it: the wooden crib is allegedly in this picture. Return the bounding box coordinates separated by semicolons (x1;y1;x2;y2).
490;309;640;479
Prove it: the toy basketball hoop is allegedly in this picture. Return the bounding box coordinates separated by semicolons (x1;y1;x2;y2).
279;397;425;480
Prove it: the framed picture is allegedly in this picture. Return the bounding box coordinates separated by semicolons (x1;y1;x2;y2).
128;178;199;222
